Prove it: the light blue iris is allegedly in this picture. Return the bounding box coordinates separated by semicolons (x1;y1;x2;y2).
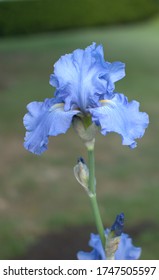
77;229;141;260
23;43;149;155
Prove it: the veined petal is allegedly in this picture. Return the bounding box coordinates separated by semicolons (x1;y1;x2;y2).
89;93;149;148
50;43;125;112
23;98;79;155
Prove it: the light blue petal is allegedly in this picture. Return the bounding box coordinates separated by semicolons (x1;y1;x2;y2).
103;61;125;94
77;232;106;260
50;43;125;112
77;249;98;260
89;93;149;148
23;98;79;155
77;229;141;260
89;233;106;259
115;233;141;260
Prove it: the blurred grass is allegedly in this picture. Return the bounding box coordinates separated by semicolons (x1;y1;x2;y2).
0;17;159;259
0;0;158;36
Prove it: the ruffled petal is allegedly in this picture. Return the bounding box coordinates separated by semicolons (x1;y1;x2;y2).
23;98;79;155
115;233;141;260
50;43;125;112
89;93;149;148
77;232;106;260
77;229;141;260
103;61;125;94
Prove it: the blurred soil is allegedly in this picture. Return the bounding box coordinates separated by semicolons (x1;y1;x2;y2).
17;221;157;260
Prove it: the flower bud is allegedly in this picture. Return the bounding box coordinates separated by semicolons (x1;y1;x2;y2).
105;213;125;260
111;212;124;237
74;157;89;191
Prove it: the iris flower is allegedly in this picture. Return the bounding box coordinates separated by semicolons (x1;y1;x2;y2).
77;213;141;260
77;229;141;260
23;43;149;155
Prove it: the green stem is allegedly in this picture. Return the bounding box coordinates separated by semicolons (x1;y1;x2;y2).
88;148;106;249
88;149;95;194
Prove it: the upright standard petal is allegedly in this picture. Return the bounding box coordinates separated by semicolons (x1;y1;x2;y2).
50;43;125;112
23;98;79;155
102;61;125;94
89;93;149;148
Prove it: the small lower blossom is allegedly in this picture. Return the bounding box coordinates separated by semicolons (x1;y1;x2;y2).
77;229;141;260
23;43;149;155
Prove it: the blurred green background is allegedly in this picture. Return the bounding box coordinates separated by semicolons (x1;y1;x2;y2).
0;0;159;259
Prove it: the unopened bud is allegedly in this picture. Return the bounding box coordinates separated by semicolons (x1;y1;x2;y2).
105;213;125;260
74;157;94;197
74;157;89;191
111;212;124;237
